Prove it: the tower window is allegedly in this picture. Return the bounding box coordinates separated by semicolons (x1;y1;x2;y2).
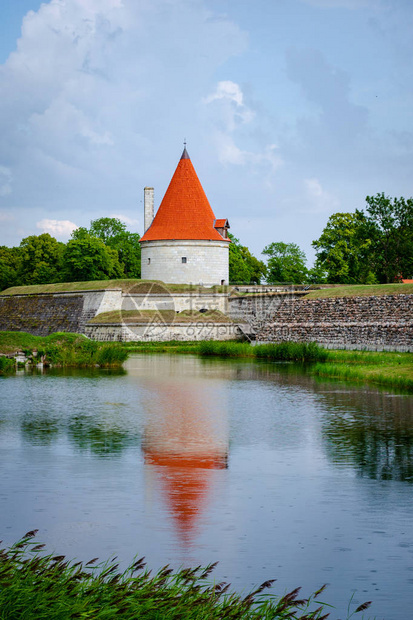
147;258;151;264
181;257;187;263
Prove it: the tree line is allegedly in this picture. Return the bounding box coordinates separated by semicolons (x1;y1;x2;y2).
0;218;141;291
1;193;412;290
229;193;412;285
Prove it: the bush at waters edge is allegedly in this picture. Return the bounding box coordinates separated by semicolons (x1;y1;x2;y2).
0;355;14;374
0;533;371;620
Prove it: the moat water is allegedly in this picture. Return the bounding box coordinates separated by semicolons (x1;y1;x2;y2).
1;354;413;619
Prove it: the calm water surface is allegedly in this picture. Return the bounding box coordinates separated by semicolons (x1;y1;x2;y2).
1;354;413;619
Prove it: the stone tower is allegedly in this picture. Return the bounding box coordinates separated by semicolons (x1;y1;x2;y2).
140;147;230;285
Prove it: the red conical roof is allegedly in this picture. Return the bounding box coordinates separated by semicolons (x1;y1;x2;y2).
140;149;229;242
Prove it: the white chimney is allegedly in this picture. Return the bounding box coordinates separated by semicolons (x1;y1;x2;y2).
144;187;154;233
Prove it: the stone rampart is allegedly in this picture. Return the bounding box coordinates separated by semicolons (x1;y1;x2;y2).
0;288;228;339
228;293;413;351
0;289;123;336
84;322;242;342
121;291;227;313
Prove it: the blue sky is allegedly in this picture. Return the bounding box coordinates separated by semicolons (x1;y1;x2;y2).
0;0;412;264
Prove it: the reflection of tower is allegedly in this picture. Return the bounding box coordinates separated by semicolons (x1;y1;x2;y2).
137;356;229;546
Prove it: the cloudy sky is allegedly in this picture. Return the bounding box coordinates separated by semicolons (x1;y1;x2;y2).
0;0;412;264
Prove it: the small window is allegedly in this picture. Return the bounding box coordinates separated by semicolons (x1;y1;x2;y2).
181;257;187;264
147;258;151;264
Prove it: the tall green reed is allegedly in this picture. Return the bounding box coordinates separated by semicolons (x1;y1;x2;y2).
0;533;371;619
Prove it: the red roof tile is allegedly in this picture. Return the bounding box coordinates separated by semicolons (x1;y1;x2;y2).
140;149;229;242
214;219;229;228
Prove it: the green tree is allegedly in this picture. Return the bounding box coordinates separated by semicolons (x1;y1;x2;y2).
364;193;413;282
18;234;65;285
262;242;308;284
63;230;123;282
229;235;267;284
312;212;373;284
0;246;21;291
88;217;141;278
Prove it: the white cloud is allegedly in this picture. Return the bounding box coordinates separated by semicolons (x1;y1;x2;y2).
110;213;140;228
0;0;247;246
304;178;340;212
301;0;380;8
0;166;12;197
204;80;255;131
36;218;78;238
203;81;282;175
0;210;14;222
214;132;282;173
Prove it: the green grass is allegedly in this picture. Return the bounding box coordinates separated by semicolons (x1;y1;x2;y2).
89;309;234;324
0;355;15;374
121;340;201;353
0;533;371;620
314;349;413;391
305;282;413;299
1;331;411;390
0;332;128;367
0;280;230;296
198;341;328;362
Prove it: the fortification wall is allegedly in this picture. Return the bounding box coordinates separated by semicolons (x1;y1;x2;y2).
0;289;123;336
228;293;413;351
0;288;228;339
84;322;242;342
121;291;227;313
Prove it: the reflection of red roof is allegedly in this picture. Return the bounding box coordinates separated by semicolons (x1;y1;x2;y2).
140;148;229;242
144;451;227;544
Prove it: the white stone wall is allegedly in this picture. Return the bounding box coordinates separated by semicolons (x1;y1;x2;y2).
85;321;242;342
122;292;228;313
140;240;229;285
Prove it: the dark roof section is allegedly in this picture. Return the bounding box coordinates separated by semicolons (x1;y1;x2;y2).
180;147;190;160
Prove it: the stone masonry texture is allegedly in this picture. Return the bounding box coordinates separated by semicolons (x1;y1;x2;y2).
1;289;412;350
228;293;413;351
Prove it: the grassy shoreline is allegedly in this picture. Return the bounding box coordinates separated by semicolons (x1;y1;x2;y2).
1;332;412;391
0;533;370;619
0;332;128;371
123;340;413;392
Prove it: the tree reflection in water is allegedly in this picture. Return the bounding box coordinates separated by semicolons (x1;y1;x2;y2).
21;415;60;445
320;388;413;482
67;414;139;457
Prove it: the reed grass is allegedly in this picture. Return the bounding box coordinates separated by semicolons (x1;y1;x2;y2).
198;340;328;362
0;533;371;619
198;341;253;357
254;342;328;362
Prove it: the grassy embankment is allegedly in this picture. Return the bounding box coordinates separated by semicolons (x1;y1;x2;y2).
121;340;413;392
197;342;413;391
0;533;371;620
304;282;413;298
0;332;128;373
0;280;229;295
1;333;411;390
